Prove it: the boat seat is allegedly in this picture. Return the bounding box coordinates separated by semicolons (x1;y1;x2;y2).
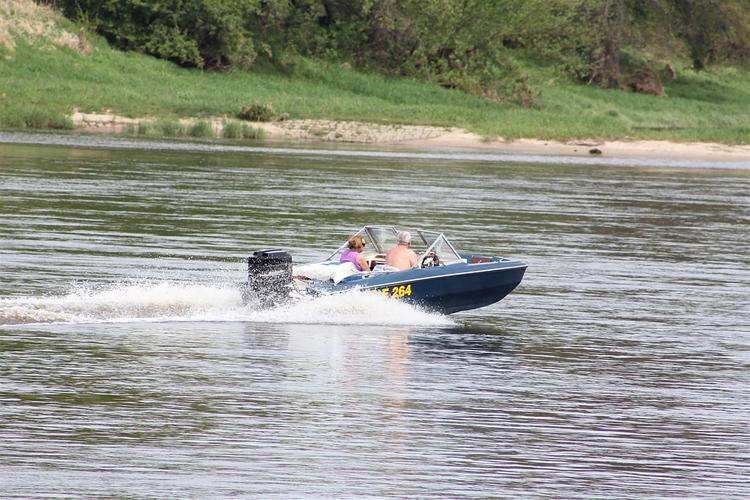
371;264;400;273
469;256;492;264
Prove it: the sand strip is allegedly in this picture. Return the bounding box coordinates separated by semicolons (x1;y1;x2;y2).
71;111;750;165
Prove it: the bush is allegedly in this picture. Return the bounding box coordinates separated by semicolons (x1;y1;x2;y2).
23;110;74;129
241;124;264;139
157;120;184;136
237;102;275;122
53;0;258;69
189;120;214;137
23;110;50;128
222;120;243;138
222;120;264;139
511;77;540;108
50;0;750;100
137;121;152;135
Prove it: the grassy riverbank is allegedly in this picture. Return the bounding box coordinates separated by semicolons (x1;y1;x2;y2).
1;24;749;144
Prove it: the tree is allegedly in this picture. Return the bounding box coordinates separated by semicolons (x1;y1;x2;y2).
51;0;261;69
670;0;750;69
46;0;750;93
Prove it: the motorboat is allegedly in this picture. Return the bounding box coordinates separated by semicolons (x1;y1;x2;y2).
242;225;527;314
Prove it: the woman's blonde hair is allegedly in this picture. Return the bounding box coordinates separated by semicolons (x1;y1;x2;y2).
347;235;366;249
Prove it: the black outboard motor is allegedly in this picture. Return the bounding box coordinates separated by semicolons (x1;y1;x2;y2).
242;249;293;307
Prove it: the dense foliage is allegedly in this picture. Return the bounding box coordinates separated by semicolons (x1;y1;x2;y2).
47;0;750;99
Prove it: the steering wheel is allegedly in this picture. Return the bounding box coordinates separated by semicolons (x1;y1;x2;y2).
420;252;439;268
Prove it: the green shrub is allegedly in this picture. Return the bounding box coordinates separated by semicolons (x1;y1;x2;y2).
241;124;265;139
157;120;184;136
49;115;74;129
0;112;25;128
22;110;74;129
222;120;242;138
53;0;258;69
189;120;214;137
238;102;274;122
52;0;750;99
22;110;47;128
137;121;152;135
223;120;265;139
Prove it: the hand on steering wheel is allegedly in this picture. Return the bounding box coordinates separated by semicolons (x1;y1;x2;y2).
420;252;439;268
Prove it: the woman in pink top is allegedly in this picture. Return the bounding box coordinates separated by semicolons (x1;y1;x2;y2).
340;234;370;272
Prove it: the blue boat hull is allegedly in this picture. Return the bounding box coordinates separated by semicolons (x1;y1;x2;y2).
314;259;527;314
402;265;526;314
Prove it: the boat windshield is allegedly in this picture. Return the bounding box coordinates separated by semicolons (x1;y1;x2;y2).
326;225;464;265
325;225;398;260
417;230;463;265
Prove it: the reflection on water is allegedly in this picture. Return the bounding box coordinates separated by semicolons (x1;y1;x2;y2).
0;135;748;498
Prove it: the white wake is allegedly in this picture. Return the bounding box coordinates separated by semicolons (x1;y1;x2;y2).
0;281;453;327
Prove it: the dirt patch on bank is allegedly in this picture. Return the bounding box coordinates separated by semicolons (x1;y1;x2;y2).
273;119;448;143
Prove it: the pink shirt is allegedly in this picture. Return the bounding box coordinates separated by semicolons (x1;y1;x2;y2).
340;249;364;271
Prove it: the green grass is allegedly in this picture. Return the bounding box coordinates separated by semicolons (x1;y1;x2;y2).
0;106;74;130
188;120;214;138
221;120;243;139
222;120;265;139
1;36;749;144
156;120;184;137
137;121;152;135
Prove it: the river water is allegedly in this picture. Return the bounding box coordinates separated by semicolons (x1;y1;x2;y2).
1;131;748;498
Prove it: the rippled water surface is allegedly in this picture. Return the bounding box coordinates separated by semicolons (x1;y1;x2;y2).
1;132;748;498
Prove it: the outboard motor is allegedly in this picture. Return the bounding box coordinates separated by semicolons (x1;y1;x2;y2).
242;249;293;307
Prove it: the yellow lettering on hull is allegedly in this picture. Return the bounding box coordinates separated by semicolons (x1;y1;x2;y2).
376;284;412;299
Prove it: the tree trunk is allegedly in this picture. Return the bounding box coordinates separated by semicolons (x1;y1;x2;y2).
600;0;624;87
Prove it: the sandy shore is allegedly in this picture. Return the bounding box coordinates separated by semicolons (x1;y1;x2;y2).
72;111;750;165
407;129;750;164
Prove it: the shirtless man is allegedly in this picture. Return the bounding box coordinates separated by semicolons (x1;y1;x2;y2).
386;231;419;271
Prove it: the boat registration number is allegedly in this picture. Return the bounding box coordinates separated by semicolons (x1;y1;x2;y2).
377;284;412;298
